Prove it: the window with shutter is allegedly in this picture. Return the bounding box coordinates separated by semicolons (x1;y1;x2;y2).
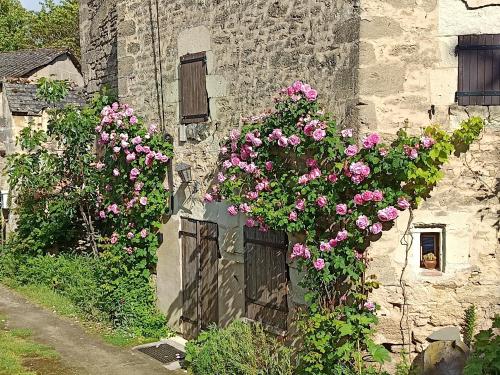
180;52;209;123
457;34;500;106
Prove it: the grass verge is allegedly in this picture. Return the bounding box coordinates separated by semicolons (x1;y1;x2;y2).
0;314;58;375
2;280;160;348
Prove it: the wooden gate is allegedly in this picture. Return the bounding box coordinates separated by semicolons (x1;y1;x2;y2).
180;217;219;338
244;226;289;331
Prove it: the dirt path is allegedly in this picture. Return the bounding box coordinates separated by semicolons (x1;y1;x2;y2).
0;284;182;375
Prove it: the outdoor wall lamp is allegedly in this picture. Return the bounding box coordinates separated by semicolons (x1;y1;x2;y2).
176;162;192;184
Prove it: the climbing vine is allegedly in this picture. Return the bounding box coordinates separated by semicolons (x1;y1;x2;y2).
206;81;484;373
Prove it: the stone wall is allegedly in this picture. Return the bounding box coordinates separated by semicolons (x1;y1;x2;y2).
79;0;119;93
359;0;500;368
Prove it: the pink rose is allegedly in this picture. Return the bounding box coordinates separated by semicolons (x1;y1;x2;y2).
312;128;326;141
313;258;325;270
217;172;226;182
377;206;399;222
112;168;120;176
269;128;283;140
129;116;138;124
336;204;348;215
113;146;121;153
220;146;228;155
309;167;321;180
295;199;305;211
134;182;144;191
328;173;338;183
289;211;297;221
127;232;134;239
100;132;110;142
306;158;318;167
131;136;142;145
291;243;310;260
245;218;255;227
319;242;331;252
96;162;105;170
361;191;374;202
316;196;327;208
204;193;213;203
289;134;301;146
345;144;358;157
370;222;383;234
341;128;353;138
305;89;318;101
265;161;273;171
362;133;381;149
421;136;435;149
140;229;148;238
99;210;106;219
126;153;136;163
139;196;148;205
298;175;309;185
130;168;140;181
277;136;288;147
356;215;370;230
246;191;258;200
231;155;240;166
239;203;251;213
397;197;410;210
364;301;376;312
336;230;348;242
292;80;304;92
379;148;388;157
227;205;238;216
222;160;232;169
328;238;338;248
372;190;384;202
110;232;119;244
230;129;241;141
353;194;364;205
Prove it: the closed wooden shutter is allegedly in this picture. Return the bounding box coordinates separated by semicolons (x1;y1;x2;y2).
457;34;500;106
180;52;209;123
244;227;289;331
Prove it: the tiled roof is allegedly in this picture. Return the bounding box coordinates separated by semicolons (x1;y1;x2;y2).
3;83;86;115
0;48;80;79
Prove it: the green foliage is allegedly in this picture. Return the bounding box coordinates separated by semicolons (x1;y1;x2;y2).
0;0;80;56
464;315;500;375
395;351;411;375
185;320;293;375
462;305;477;348
36;77;69;104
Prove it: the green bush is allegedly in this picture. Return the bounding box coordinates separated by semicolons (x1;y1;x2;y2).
185;320;294;375
464;314;500;375
0;248;169;338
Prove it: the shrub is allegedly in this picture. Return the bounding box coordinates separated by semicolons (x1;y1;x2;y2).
185;320;293;375
464;314;500;375
462;304;477;348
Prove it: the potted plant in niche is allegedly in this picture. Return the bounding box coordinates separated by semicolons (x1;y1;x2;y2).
423;253;437;270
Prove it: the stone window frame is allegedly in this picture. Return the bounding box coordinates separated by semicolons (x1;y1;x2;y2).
410;224;446;274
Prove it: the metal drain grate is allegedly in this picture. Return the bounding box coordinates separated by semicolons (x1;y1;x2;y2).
137;343;184;364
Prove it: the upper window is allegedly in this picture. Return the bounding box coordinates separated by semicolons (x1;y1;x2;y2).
180;52;209;124
457;34;500;106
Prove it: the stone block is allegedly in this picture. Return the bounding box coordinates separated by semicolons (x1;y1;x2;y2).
360;17;403;39
206;75;228;98
359;63;406;96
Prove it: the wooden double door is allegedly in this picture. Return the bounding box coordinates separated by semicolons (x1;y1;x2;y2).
179;217;219;338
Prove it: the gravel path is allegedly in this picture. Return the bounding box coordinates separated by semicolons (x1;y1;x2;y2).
0;284;182;375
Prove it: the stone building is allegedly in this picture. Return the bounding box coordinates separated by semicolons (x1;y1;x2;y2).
0;48;85;233
79;0;499;365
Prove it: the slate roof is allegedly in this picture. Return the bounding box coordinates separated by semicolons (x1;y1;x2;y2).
0;48;80;79
3;83;86;115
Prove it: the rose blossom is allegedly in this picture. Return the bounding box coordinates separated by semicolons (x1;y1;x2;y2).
362;133;381;149
289;134;301;146
377;206;399;222
247;191;258;200
217;172;226;182
96;162;105;170
140;229;148;238
336;204;348;215
239;203;251;213
328;173;338;183
372;190;384;202
110;232;119;244
245;218;255;227
127;232;134;239
99;210;106;219
345;144;358;157
131;136;142;145
265;161;273;171
204;193;213;203
309;167;321;180
289;211;298;221
421;136;435;149
341;128;353;138
361;191;374;202
298;175;309;185
113;168;120;176
277;136;288;147
319;242;331;252
364;301;376;312
312;128;326;141
356;215;370;230
113;146;121;153
379;148;388;157
353;194;364;205
291;243;311;260
107;203;119;214
316;196;327;208
313;258;325;270
139;196;148;205
230;129;241;141
295;198;305;211
126;153;136;163
227;205;238;216
130;168;140;181
370;222;383;234
336;230;348;241
328;238;338;248
129;116;138;124
269;128;283;140
397;197;410;210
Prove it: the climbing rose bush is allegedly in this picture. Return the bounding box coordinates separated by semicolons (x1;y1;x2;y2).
93;102;173;335
206;81;484;373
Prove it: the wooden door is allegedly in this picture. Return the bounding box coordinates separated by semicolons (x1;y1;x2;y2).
180;217;219;338
244;227;289;331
